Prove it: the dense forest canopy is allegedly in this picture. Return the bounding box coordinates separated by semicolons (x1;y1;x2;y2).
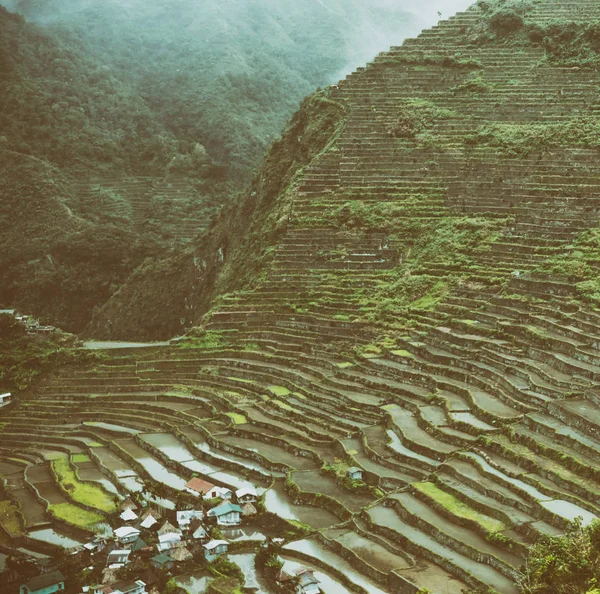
0;0;472;333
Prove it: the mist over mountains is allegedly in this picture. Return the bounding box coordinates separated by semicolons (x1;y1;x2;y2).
0;0;472;334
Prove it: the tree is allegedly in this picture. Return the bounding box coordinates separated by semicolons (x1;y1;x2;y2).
518;520;600;594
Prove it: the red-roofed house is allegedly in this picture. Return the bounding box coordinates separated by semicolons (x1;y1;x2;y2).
185;478;215;498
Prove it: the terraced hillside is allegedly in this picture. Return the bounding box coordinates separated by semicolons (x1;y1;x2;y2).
3;1;600;592
72;176;212;242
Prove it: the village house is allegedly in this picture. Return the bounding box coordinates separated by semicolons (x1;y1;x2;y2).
150;554;173;571
203;540;229;562
207;502;242;526
106;549;131;569
184;477;215;498
189;518;208;541
206;486;232;500
114;526;141;545
235;487;257;503
295;567;321;594
277;566;321;594
176;509;203;531
139;512;158;530
241;502;258;517
170;545;193;563
0;392;12;406
131;538;150;554
83;537;107;554
157;532;181;553
346;467;363;481
19;570;65;594
120;508;138;522
87;579;147;594
157;520;180;537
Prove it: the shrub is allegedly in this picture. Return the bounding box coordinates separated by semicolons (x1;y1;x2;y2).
489;9;524;36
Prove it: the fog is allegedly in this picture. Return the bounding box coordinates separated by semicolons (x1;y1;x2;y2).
3;0;474;81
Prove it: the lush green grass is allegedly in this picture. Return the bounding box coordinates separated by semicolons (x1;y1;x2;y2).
413;482;506;533
336;362;355;369
272;400;296;412
267;385;291;397
392;349;414;358
0;500;24;536
225;412;248;425
49;503;104;528
51;458;116;513
71;454;91;463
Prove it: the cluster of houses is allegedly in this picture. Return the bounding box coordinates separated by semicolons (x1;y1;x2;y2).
91;484;258;590
0;308;55;335
14;483;260;594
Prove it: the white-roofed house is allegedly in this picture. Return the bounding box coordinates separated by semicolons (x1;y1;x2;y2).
106;549;131;568
114;526;141;545
120;508;138;522
203;539;229;562
206;486;233;500
156;532;182;553
140;513;158;530
176;509;203;531
235;487;257;504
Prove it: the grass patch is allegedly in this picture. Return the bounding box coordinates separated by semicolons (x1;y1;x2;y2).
272;400;295;412
227;377;256;384
88;442;104;448
71;454;91;463
267;385;291;397
49;503;103;528
336;362;354;369
392;349;414;358
0;500;24;536
225;412;247;425
413;482;506;533
51;458;116;513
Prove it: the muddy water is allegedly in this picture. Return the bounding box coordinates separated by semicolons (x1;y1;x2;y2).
28;528;82;549
367;506;518;594
140;433;266;492
115;439;187;490
540;499;597;526
281;557;353;594
175;572;212;593
284;539;389;594
82;341;169;349
264;481;338;529
221;527;268;542
191;436;275;475
387;430;439;466
229;553;271;592
450;412;495;431
84;421;139;434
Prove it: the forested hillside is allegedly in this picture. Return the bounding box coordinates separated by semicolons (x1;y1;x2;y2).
0;0;444;333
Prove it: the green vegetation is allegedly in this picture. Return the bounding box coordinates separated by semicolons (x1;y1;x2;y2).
518;520;600;594
51;457;116;513
466;118;600;156
413;482;507;533
0;500;24;536
225;413;247;425
49;502;104;528
267;386;291;397
388;98;455;139
0;313;100;391
71;454;91;463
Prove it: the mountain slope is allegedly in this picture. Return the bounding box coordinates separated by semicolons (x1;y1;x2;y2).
3;3;600;594
0;0;432;331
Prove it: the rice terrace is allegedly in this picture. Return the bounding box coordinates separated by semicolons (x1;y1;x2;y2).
1;0;600;593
